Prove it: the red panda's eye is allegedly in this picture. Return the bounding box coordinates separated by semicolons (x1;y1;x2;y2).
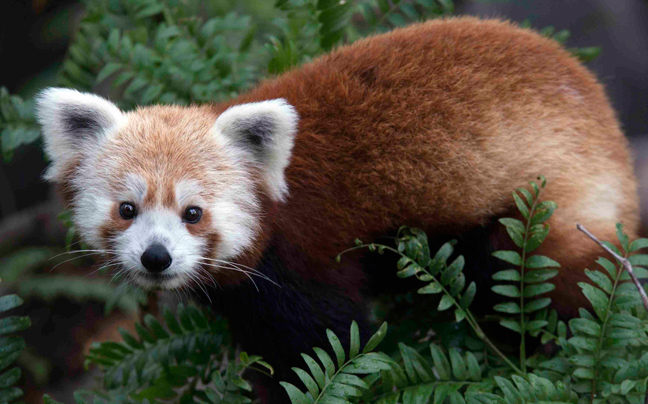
119;202;137;220
184;206;202;224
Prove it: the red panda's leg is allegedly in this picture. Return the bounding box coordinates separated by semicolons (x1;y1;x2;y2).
206;242;372;404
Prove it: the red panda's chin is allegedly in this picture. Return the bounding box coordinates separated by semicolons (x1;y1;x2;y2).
129;271;186;290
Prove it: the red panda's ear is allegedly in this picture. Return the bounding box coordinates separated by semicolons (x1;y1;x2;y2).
36;88;124;182
213;99;299;201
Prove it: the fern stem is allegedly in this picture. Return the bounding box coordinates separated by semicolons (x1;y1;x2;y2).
590;259;624;403
463;310;524;375
312;351;378;403
350;244;524;376
516;183;545;374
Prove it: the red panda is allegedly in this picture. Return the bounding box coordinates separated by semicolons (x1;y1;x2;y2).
37;17;638;402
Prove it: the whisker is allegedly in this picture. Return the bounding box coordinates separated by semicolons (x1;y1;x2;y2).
49;249;118;260
187;272;212;303
199;262;260;291
49;252;106;272
198;260;279;287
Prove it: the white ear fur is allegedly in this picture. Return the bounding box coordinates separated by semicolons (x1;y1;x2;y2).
36;88;124;181
213;99;299;201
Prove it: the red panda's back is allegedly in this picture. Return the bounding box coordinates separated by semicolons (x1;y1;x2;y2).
233;17;638;279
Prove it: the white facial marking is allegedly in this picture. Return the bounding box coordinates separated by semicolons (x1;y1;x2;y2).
116;173;148;204
115;208;206;289
176;179;205;208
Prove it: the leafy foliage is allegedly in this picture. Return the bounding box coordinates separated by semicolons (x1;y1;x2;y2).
281;321;392;403
0;245;146;315
0;290;31;403
46;303;272;403
0;0;601;160
491;176;560;372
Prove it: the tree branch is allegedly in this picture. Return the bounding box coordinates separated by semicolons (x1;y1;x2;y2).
576;224;648;313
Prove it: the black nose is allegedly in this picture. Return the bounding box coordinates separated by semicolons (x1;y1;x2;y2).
141;243;172;273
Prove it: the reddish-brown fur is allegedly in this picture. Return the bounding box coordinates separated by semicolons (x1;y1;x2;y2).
222;17;637;311
99;18;637;313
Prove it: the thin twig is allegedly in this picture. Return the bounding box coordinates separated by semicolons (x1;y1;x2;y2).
576;224;648;312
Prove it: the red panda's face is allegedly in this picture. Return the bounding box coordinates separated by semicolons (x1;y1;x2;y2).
36;88;298;290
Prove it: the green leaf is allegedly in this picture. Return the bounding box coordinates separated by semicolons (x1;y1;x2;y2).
465;351;481;381
525;255;560;269
573;367;595;379
523;283;555;297
136;3;164;18
524;298;551;313
0;367;21;389
437;294;454;311
494;376;524;403
525;224;549;252
525;320;548;331
96;62;123;83
429;344;451;380
584;269;613;294
346;353;391;373
530;201;557;225
418;282;443;294
449;348;467;380
0;316;30;336
569;318;601;336
349;321;360;358
492;269;520;281
493;302;521;314
0;296;23;313
292;367;319;399
628;254;648;267
517;188;533;205
597;257;617;279
313;347;335;378
327;329;345;368
280;382;311;404
301;353;326;390
568;336;597;351
578;282;609;320
492;251;522;266
491;285;520;298
629;238;648;252
524;269;558;283
363;322;387;353
460;282;476;308
499;320;521;334
512;191;529;218
616;222;630;252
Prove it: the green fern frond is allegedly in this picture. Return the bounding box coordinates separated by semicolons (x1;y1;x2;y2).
466;374;577;404
0;293;31;403
83;304;234;402
491;176;560;373
0;87;40;162
563;226;648;402
341;228;523;375
371;343;491;403
282;321;391;403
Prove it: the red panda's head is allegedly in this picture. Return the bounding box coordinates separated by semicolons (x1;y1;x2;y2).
37;88;298;289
